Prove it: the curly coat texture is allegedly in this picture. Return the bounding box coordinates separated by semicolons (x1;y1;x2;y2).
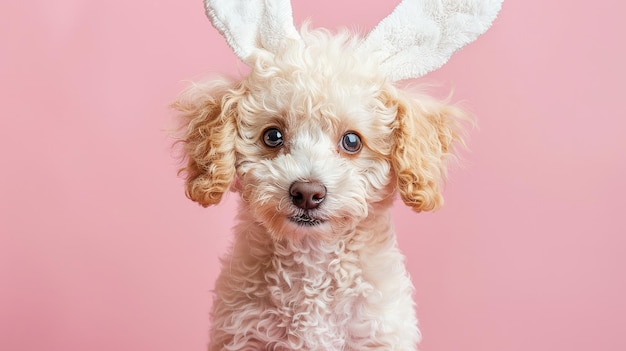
174;28;466;351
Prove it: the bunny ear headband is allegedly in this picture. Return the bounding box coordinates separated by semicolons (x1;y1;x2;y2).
204;0;503;81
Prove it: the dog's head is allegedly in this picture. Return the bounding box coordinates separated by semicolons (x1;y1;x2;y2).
174;0;501;240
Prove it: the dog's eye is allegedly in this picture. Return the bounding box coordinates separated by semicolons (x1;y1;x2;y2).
263;128;284;148
340;132;362;154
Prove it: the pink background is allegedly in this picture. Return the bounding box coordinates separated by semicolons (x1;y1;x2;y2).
2;1;625;350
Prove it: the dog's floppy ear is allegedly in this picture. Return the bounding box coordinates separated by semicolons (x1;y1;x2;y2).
391;94;466;212
173;81;238;207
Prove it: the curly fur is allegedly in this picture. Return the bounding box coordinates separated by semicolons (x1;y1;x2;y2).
174;27;467;351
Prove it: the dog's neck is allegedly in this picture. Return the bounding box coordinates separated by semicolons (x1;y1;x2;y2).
227;201;403;301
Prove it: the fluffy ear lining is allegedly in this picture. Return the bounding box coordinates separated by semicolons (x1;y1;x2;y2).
391;95;466;212
172;82;238;207
205;0;302;64
359;0;503;81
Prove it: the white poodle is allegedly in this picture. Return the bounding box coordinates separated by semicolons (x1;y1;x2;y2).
174;1;501;350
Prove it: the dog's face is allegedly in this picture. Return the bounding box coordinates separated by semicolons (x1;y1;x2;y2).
175;30;465;241
233;40;397;240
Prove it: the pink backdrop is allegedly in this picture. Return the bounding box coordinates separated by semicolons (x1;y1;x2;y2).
2;1;625;350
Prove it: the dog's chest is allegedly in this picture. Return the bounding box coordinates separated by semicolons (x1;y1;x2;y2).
260;239;373;347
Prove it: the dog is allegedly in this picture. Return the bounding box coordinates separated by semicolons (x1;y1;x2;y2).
174;1;501;350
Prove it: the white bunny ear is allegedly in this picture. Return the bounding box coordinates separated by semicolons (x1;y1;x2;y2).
360;0;503;81
204;0;301;64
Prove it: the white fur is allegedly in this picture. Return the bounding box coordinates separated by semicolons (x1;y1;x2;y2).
175;28;468;351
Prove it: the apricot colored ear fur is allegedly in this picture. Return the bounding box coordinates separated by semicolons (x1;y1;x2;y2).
391;94;466;212
173;82;238;207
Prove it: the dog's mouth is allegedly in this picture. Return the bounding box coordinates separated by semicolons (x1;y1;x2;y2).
289;213;325;227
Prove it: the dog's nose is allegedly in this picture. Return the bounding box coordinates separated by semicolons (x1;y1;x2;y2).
289;181;326;210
